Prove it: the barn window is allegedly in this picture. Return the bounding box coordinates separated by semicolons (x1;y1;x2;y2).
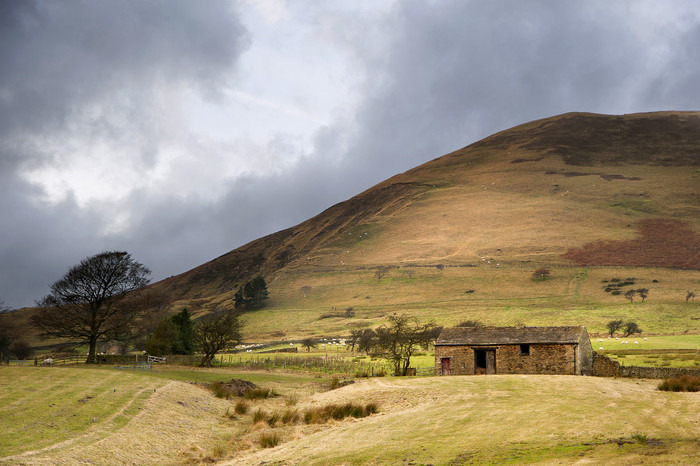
520;344;530;355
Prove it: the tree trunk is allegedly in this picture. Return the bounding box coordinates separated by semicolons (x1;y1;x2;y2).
86;337;98;364
200;353;214;367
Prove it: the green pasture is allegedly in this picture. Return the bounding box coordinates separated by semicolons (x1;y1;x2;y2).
237;264;699;342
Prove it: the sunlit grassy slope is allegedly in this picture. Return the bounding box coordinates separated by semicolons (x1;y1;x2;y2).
233;375;700;465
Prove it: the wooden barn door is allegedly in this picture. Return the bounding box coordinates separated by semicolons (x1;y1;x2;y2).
485;350;496;374
441;358;450;375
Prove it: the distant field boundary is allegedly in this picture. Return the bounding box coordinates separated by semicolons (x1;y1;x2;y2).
592;352;700;379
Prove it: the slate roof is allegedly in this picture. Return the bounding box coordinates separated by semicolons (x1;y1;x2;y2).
435;326;587;346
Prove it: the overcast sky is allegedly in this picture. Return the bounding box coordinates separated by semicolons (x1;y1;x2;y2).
2;0;700;308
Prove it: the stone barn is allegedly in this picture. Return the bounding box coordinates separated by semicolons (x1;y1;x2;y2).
435;326;592;376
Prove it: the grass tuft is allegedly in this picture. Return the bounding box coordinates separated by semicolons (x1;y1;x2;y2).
234;400;249;415
303;402;378;424
259;431;280;449
244;388;277;400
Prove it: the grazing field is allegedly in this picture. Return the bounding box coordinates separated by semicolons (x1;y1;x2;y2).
2;365;699;465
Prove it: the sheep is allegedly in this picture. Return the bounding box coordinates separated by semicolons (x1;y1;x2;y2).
41;358;53;366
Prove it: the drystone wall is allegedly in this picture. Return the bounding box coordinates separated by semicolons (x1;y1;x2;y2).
592;352;700;379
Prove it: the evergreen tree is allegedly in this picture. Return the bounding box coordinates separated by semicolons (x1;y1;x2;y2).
234;276;269;310
146;318;178;356
171;308;194;354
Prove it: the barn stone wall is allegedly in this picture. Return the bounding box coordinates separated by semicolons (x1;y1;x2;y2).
435;343;578;375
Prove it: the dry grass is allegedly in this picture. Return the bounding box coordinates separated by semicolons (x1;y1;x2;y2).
0;367;233;464
4;365;700;465
230;375;700;465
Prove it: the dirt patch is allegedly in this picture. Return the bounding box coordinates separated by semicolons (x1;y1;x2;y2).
221;378;260;396
563;219;700;269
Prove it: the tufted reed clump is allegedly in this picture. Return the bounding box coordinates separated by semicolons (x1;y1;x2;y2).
658;375;700;392
303;402;378;424
244;388;278;400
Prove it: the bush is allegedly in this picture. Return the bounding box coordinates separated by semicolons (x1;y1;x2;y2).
456;320;483;328
531;266;551;280
658;375;700;392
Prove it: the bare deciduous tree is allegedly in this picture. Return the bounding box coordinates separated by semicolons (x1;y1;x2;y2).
622;321;642;337
374;266;392;281
624;289;636;303
531;266;551;280
32;251;153;363
606;319;624;337
637;288;649;302
193;308;242;367
300;337;316;352
375;314;439;376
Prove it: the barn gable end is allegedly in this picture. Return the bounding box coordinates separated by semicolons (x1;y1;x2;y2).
435;326;592;376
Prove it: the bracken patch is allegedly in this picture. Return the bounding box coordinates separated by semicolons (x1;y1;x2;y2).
563;219;700;269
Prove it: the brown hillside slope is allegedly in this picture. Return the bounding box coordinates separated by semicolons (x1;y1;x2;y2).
150;111;700;310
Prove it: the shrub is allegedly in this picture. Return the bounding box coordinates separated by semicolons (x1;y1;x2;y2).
456;320;483;328
259;432;279;448
531;266;551;280
631;433;648;444
658;375;700;392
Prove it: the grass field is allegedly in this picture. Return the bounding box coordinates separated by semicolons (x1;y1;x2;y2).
2;365;699;465
226;264;700;343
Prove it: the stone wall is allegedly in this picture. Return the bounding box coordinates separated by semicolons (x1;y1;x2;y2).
435;343;578;375
592;352;700;379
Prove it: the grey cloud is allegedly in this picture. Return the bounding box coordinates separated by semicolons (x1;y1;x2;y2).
338;0;700;185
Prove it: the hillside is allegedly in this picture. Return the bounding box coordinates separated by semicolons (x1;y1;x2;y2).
139;111;699;340
12;112;699;346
